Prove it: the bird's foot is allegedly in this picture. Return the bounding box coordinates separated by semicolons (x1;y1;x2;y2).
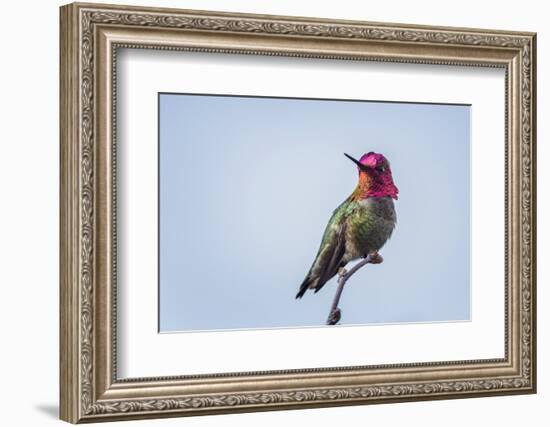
338;267;348;277
326;308;341;325
368;252;384;264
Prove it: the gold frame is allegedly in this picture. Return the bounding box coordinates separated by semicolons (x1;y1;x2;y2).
60;2;537;423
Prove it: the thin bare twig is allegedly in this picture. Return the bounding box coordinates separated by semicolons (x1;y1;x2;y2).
326;254;373;326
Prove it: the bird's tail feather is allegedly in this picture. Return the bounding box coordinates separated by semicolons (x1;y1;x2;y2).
295;275;314;299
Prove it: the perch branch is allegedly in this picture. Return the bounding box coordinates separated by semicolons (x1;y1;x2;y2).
326;254;373;326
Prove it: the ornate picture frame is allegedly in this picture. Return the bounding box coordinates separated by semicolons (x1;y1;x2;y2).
60;2;536;423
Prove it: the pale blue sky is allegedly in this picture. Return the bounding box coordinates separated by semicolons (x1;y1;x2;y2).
159;93;470;332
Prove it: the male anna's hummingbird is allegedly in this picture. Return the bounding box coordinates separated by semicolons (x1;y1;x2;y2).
296;152;399;298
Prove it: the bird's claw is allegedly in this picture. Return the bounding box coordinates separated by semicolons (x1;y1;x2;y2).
368;252;384;264
338;267;348;277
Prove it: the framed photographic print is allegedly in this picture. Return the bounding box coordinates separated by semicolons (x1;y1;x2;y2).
59;2;537;423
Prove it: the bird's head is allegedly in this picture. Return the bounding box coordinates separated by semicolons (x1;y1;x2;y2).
345;152;399;200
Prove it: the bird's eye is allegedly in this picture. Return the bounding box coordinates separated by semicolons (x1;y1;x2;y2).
377;165;385;172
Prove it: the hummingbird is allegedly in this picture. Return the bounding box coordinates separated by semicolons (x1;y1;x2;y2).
296;152;399;299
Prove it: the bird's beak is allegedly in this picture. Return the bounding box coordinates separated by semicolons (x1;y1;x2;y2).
344;153;370;172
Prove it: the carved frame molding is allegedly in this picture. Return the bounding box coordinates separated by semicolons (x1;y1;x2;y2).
60;2;536;423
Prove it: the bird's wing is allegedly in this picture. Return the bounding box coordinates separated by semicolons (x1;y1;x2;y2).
296;201;353;298
314;220;348;292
